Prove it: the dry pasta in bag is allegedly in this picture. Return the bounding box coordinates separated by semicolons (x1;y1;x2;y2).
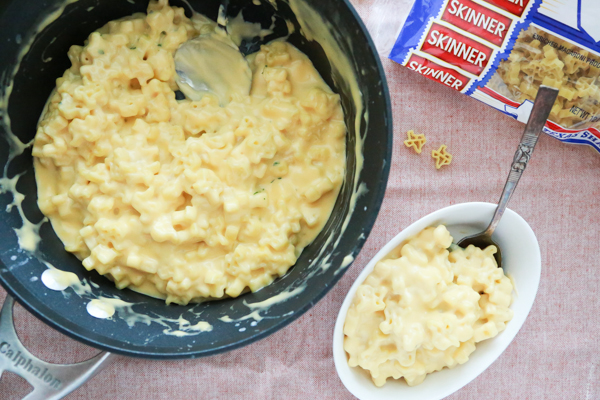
384;0;600;152
493;26;600;129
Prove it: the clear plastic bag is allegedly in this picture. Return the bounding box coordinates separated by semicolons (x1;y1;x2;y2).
492;25;600;130
363;0;416;57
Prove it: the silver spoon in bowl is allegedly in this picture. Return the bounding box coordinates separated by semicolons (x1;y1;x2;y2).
456;85;559;268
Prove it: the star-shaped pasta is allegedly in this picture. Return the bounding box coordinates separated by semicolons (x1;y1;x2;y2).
403;130;427;154
431;145;452;169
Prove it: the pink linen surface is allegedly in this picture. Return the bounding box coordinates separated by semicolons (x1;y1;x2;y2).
2;1;600;398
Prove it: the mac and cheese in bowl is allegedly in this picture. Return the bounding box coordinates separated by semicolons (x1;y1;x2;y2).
32;0;346;305
343;225;513;386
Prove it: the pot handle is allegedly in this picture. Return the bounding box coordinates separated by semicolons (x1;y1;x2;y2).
0;295;116;400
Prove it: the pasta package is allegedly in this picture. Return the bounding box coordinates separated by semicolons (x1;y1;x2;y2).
386;0;600;152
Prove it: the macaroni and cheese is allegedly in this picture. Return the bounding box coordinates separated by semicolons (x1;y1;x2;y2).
32;0;346;305
343;225;513;386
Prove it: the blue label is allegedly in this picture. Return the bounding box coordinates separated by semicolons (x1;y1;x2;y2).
389;0;446;64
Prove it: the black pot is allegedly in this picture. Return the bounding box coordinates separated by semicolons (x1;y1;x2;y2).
0;0;392;359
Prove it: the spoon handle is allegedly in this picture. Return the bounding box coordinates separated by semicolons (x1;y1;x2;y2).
485;85;559;236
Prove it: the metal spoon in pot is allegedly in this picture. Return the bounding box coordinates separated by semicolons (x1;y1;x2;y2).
174;32;252;105
174;0;287;105
456;85;559;268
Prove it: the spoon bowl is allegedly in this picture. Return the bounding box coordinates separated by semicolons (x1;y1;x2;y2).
333;202;541;400
174;33;252;104
174;0;291;104
456;232;503;268
455;86;558;269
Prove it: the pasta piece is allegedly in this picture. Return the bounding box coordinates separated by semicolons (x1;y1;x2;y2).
403;129;427;154
431;144;452;169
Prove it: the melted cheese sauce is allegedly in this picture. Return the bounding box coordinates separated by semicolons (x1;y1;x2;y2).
39;261;215;335
32;0;346;305
86;298;118;319
41;268;80;291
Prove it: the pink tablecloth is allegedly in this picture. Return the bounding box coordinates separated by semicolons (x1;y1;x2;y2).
2;1;600;398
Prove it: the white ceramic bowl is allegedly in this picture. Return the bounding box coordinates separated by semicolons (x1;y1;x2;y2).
333;202;541;400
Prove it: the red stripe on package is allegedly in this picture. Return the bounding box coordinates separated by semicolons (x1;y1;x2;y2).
406;54;471;91
420;23;494;76
479;86;520;107
546;121;600;139
441;0;513;47
479;0;530;18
